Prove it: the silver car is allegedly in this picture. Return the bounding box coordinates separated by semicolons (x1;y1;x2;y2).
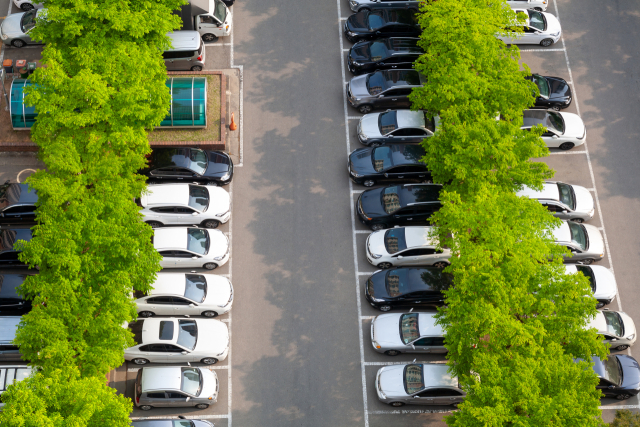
0;9;45;48
376;363;465;407
357;110;439;146
590;309;637;351
349;0;420;13
371;312;446;355
134;366;218;411
347;69;426;114
141;184;231;229
517;181;594;223
552;221;604;265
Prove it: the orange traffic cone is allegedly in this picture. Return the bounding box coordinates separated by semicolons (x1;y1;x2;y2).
229;112;237;131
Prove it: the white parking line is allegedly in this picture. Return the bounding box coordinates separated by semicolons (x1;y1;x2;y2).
548;150;587;155
348;116;361;120
364;360;448;366
519;48;565;52
131;415;230;420
230;30;244;168
358;272;372;276
600;405;640;410
368;409;454;415
360;316;375;320
351;189;364;194
226;183;234;426
355;229;370;234
337;0;370;424
205;43;233;47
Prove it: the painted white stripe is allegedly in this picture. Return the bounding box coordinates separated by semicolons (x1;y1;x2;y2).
360;316;375;320
364;361;447;366
131;415;230;420
587;188;595;192
219;318;230;323
519;48;565;52
348;116;361;120
355;229;370;234
340;17;348;20
230;30;244;168
352;189;364;194
226;182;234;427
337;4;370;425
368;409;455;415
204;43;233;47
600;405;640;410
552;0;637;406
358;272;372;276
548;150;587;155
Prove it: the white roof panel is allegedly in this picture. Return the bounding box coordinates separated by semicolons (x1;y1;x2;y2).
422;363;457;388
418;313;444;337
552;221;571;243
404;226;438;249
517;183;560;202
143;185;190;207
154;228;188;251
150;273;187;296
140;366;183;392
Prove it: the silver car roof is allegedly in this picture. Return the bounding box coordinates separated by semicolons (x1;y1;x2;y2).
0;317;20;344
422;363;458;388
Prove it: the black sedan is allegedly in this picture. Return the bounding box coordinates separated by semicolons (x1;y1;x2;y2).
0;182;37;225
344;9;420;43
365;267;452;311
348;144;431;187
0;274;32;316
592;355;640;401
526;74;572;110
0;229;32;268
141;147;233;186
348;37;423;75
357;183;442;230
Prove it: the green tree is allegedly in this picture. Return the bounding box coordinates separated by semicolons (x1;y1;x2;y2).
610;410;640;427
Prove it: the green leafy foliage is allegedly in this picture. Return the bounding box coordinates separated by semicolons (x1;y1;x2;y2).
0;367;132;427
610;410;640;427
411;0;609;424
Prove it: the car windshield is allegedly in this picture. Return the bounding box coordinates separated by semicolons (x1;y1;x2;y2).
557;183;575;210
546;111;565;134
381;186;401;214
568;221;587;251
213;0;227;23
601;357;622;386
424;113;436;132
369;41;387;61
177;319;198;351
576;265;596;293
404;364;424;394
400;313;420;344
188;185;210;212
187;228;209;255
367;12;385;30
379;111;398;134
386;268;411;297
372;146;393;172
603;311;624;337
366;72;388;96
384;228;407;254
20;10;37;32
181;367;202;396
184;274;207;303
188;149;208;175
527;10;546;31
532;75;550;98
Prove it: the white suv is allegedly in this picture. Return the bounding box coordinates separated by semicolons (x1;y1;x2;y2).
141;184;230;229
366;226;451;269
154;227;229;270
498;9;561;47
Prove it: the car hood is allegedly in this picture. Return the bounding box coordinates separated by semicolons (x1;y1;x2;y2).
590;266;616;301
545;12;561;34
199;368;218;398
207;186;231;215
368;230;389;256
208;229;229;258
360;113;383;138
194;319;229;355
360;188;389;218
560;112;585;139
572;185;594;216
203;275;233;307
547;76;572;102
1;14;24;37
583;223;604;255
378;365;410;398
619;355;640;392
373;313;404;347
347;11;369;31
204;152;232;177
349;148;377;175
349;74;371;98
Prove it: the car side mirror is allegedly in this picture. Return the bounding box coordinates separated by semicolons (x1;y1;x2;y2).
397;255;403;259
192;212;199;215
562;210;568;213
378;94;384;98
413;395;420;398
189;303;195;307
192;256;198;259
552;135;558;139
608;385;615;389
611;338;618;342
181;351;188;355
411;344;415;349
384;173;389;177
185;396;191;402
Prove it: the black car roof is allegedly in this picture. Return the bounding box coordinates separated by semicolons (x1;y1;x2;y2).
397;184;442;206
380;69;422;87
378;9;418;25
0;274;26;299
374;144;426;168
153;147;192;170
387;267;452;293
0;229;32;253
386;38;423;53
0;183;38;210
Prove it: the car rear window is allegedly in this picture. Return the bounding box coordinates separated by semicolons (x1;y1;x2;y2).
384;228;407;254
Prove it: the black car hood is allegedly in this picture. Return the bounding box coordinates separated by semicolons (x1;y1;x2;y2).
546;76;572;102
350;148;377;175
347;11;369;31
350;42;370;60
359;188;388;218
369;270;390;299
203;151;232;177
619;355;640;391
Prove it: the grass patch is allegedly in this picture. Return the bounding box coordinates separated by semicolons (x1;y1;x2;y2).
148;74;221;143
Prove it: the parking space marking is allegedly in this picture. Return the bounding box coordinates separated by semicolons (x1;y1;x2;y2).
348;116;361;119
340;17;348;20
548;151;587;155
355;229;369;234
205;43;233;47
549;0;637;408
368;410;455;415
519;48;565;52
352;189;364;194
360;316;375;320
131;415;230;420
364;361;447;366
357;272;371;276
599;405;640;410
337;0;370;425
587;188;595;192
229;30;244;168
226;183;234;425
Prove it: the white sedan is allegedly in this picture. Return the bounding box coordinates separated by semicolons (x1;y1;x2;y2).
12;0;42;11
517;181;594;222
366;226;451;269
135;273;233;318
498;9;561;47
506;0;547;12
522;109;585;150
154;227;229;270
141;184;231;229
125;318;229;365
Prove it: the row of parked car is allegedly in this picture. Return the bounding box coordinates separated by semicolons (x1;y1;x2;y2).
339;0;640;407
0;146;237;413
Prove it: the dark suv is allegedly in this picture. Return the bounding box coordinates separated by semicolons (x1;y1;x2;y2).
347;69;425;114
344;9;420;43
348;37;423;75
140;147;233;186
357;183;442;230
0;229;32;269
0;183;37;225
348;144;431;187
